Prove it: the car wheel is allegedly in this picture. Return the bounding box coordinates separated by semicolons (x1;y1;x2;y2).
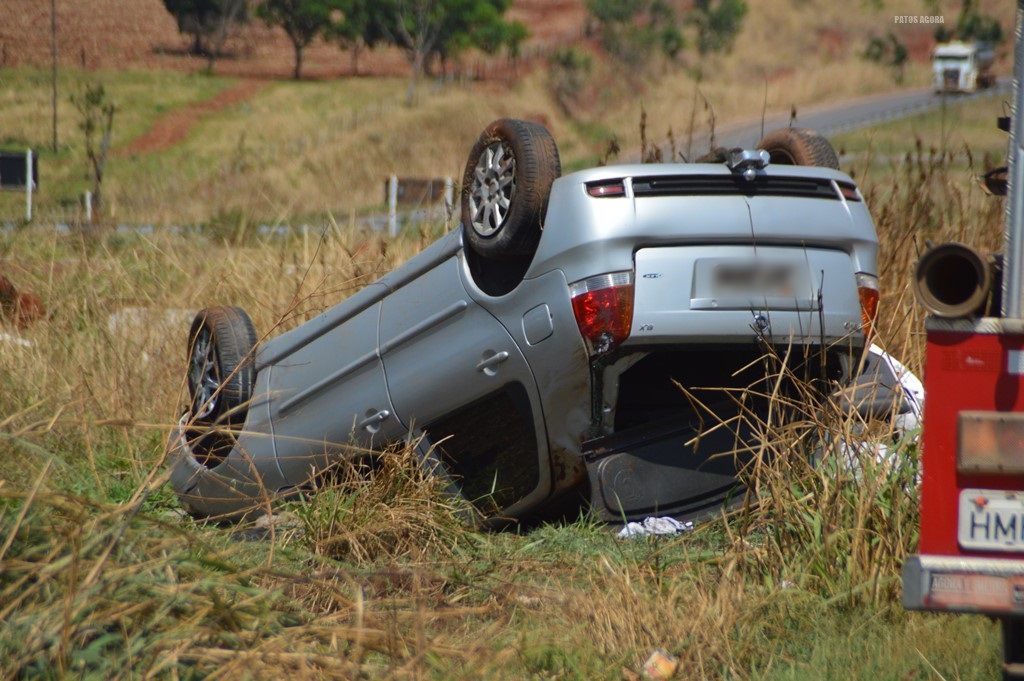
756;128;840;169
461;118;561;260
185;306;257;464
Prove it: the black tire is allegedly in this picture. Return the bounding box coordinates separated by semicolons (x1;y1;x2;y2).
185;306;257;464
756;127;840;169
461;118;561;260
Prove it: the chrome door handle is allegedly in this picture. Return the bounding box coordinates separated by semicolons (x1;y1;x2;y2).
358;409;390;429
476;351;510;372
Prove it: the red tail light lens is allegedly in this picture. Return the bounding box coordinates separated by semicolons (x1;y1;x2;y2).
586;180;626;198
856;272;880;339
836;182;862;202
570;272;634;354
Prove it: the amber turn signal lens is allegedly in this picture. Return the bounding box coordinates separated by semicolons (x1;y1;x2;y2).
856;272;880;338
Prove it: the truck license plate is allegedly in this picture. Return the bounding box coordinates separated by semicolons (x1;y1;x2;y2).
959;489;1024;552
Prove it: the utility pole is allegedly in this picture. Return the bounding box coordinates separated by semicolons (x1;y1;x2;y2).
50;0;58;152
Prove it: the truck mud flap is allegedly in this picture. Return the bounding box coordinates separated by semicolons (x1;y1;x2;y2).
582;412;764;523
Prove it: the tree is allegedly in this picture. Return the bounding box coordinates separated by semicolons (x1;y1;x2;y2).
372;0;526;106
325;0;387;76
688;0;747;56
163;0;249;72
863;32;908;84
257;0;340;79
72;84;116;216
586;0;684;69
955;0;1003;44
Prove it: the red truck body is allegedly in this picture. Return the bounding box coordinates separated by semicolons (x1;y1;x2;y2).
904;319;1024;618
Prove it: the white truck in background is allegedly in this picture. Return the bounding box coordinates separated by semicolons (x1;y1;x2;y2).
933;41;996;93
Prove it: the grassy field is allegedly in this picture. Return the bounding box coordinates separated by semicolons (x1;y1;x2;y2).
0;17;946;227
0;87;1012;678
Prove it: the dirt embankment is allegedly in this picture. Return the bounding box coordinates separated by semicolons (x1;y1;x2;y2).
119;79;267;155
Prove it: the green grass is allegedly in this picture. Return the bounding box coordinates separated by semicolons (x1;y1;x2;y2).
0;67;233;223
834;91;1010;174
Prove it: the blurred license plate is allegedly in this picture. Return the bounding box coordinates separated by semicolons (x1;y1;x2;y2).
959;489;1024;552
713;262;798;297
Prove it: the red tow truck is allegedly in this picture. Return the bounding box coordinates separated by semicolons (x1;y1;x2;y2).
903;5;1024;678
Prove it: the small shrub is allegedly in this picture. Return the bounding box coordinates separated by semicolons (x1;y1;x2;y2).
548;47;593;116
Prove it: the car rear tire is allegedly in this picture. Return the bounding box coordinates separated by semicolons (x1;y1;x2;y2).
756;128;840;169
185;306;257;465
461;118;561;260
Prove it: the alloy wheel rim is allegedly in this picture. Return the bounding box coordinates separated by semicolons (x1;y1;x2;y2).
188;327;219;419
469;141;516;237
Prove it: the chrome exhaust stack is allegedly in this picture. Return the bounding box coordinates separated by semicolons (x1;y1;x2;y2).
913;242;998;318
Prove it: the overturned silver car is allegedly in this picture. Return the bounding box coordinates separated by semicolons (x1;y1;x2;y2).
169;119;884;522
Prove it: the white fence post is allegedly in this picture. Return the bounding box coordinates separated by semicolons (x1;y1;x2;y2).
443;176;454;220
388;174;398;237
25;149;33;222
84;191;92;224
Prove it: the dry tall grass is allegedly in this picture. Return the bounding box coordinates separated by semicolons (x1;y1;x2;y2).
0;119;1010;677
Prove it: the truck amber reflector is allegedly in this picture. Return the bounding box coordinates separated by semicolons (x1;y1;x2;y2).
569;272;634;354
856;272;879;338
959;411;1024;474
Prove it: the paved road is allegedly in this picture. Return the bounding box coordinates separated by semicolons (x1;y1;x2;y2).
667;79;1011;160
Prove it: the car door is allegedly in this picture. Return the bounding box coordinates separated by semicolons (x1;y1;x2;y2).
263;285;403;487
379;256;546;511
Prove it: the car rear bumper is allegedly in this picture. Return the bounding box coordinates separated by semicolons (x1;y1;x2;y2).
903;553;1024;616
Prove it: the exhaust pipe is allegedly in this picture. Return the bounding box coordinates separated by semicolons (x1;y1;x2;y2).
914;242;996;318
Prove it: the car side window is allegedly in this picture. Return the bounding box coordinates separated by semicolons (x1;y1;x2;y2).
425;381;539;511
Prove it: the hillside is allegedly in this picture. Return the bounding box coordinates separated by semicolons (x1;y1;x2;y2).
0;0;1015;225
0;0;586;79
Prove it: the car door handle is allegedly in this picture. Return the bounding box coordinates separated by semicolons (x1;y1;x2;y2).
358;409;390;429
476;351;510;372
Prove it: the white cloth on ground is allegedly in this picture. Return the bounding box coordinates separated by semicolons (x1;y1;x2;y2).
617;516;693;538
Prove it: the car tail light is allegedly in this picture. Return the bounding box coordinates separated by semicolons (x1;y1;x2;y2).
856;272;880;338
570;272;634;354
586;180;626;198
836;182;862;202
958;411;1024;474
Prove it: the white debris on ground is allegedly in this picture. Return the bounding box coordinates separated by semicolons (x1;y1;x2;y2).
641;649;680;680
617;516;693;539
869;343;924;432
835;345;925;478
0;332;32;348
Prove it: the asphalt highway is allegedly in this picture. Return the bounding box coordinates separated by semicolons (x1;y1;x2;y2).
667;78;1011;161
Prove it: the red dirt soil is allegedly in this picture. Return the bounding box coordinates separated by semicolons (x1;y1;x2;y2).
119;78;267;155
0;0;587;80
